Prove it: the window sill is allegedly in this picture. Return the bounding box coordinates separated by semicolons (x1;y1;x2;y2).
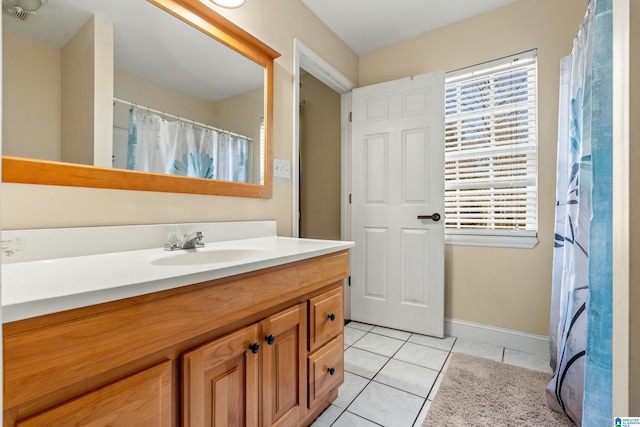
445;233;538;249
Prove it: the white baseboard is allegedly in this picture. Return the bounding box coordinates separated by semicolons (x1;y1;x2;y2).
444;318;550;357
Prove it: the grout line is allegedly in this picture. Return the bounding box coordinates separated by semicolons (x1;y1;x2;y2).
339;330;429;426
340;410;385;426
369;377;431;399
412;398;430;427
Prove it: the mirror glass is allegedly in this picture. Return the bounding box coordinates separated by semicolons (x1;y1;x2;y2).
3;0;267;185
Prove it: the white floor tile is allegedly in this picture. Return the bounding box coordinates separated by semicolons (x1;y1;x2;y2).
503;348;553;374
412;400;431;427
373;359;438;398
310;405;344;426
352;332;405;357
451;338;504;362
348;381;424;427
393;342;449;371
333;372;370;409
344;327;368;346
344;347;390;379
371;326;412;341
333;411;380;426
346;321;376;332
330;323;553;427
408;334;456;352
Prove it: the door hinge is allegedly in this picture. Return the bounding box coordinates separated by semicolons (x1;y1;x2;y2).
349;112;352;122
348;276;351;287
348;194;352;204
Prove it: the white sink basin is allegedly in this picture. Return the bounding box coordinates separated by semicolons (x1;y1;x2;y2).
151;248;268;266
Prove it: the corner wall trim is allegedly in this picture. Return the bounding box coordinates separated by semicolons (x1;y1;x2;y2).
444;318;550;357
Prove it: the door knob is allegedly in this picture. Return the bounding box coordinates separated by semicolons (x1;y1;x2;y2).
418;213;441;222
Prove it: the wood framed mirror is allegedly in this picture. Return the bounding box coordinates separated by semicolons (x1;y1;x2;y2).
2;0;280;198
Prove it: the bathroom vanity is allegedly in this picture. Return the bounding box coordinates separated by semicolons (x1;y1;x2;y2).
2;221;353;426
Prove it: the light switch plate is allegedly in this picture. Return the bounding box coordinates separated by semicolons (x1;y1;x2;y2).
273;158;292;179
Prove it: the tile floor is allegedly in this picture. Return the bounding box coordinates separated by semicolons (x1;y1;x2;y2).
311;321;552;427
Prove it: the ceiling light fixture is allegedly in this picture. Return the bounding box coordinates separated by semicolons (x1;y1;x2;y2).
203;0;245;9
2;0;47;13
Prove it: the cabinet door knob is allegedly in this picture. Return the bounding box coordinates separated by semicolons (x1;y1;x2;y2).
248;342;260;354
265;334;276;345
328;367;336;376
328;313;336;321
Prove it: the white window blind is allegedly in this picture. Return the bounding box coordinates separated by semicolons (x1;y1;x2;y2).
444;50;538;248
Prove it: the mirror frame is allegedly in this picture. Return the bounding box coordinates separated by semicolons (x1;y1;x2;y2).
2;0;280;198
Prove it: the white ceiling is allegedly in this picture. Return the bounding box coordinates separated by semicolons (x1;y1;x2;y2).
3;0;263;103
301;0;521;55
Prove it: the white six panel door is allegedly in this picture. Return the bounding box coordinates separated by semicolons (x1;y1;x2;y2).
351;72;445;337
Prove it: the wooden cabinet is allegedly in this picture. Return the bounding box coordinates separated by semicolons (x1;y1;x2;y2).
182;304;307;427
260;303;307;427
306;287;345;416
3;250;349;427
309;286;344;352
182;325;260;427
16;361;172;427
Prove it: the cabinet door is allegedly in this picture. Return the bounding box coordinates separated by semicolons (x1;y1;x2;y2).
182;324;260;427
260;303;307;427
17;361;172;427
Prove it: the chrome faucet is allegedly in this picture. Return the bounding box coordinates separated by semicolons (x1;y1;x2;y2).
164;231;205;251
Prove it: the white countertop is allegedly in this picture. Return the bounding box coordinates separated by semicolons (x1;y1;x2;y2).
1;222;354;323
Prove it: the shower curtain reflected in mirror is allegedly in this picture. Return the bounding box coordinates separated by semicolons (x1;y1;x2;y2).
126;107;250;182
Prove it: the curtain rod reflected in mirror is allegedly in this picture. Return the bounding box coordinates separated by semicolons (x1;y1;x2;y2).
2;0;280;198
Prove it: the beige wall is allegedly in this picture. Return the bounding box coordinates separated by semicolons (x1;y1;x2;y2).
2;30;61;161
113;70;219;127
215;88;264;182
92;15;114;168
61;16;99;166
359;0;586;335
1;0;358;236
299;73;341;240
60;15;114;167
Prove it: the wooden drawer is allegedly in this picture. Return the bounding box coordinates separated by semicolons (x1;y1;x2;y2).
308;286;343;352
17;361;172;427
307;334;344;410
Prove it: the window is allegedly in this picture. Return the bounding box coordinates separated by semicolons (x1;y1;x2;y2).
444;50;538;248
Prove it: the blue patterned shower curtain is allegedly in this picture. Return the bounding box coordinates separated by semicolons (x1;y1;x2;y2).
127;107;251;182
547;0;612;425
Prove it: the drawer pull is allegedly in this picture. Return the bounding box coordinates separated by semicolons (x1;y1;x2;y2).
265;334;275;345
327;367;336;376
248;342;260;354
328;313;336;321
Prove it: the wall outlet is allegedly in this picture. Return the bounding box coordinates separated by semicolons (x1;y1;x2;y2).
273;158;292;179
